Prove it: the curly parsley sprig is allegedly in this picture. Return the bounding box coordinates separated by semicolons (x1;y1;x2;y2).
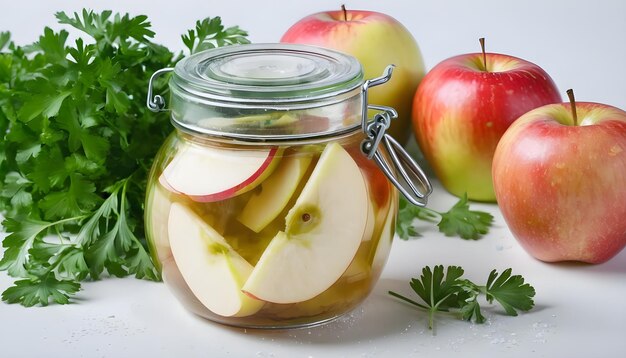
396;194;494;240
182;17;250;54
0;10;249;306
389;265;536;330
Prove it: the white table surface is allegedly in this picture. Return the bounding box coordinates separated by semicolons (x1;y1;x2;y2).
1;178;625;358
1;1;625;357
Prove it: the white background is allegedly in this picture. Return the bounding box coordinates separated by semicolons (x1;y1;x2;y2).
1;1;625;357
3;0;625;110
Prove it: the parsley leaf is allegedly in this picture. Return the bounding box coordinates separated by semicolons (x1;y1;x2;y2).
396;193;494;240
389;266;536;330
484;268;536;315
0;31;10;51
395;194;438;239
2;275;81;307
38;173;102;220
1;172;33;213
0;11;249;306
0;217;59;278
389;265;470;329
182;17;250;54
456;280;485;323
438;194;494;239
412;266;466;312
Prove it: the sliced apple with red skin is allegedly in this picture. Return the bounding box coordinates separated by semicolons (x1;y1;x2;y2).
242;142;368;304
237;154;313;233
168;203;264;317
347;145;391;209
160;143;281;202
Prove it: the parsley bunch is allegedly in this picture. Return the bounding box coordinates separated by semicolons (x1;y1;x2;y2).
389;265;536;330
396;193;494;240
0;10;249;306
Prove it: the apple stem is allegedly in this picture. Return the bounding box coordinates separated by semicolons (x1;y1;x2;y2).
566;89;578;125
341;4;347;21
479;38;488;72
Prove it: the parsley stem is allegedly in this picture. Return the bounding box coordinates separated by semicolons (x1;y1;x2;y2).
415;206;441;223
44;246;79;276
120;177;129;214
51;215;89;226
388;290;430;310
54;225;67;244
430;292;457;330
38;215;90;243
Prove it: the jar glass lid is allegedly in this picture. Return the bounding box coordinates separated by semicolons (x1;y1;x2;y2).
147;44;433;207
163;43;365;141
171;43;363;104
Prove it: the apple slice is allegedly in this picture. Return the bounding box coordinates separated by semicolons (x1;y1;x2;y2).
242;142;368;304
145;183;174;266
237;154;313;233
361;197;377;242
160;143;281;202
370;192;397;274
168;203;264;317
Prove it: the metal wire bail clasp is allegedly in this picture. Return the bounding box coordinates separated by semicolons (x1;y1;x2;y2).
146;67;174;112
360;65;433;207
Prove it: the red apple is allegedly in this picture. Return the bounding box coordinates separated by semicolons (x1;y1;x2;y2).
412;46;561;201
280;6;425;145
492;95;626;263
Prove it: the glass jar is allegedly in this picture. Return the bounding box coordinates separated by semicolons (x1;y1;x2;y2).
145;44;431;329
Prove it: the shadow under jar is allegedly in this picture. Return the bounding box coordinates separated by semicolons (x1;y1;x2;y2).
145;43;432;329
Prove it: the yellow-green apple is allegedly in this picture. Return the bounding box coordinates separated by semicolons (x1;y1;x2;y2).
160;143;281;202
242;142;369;303
237;154;313;233
492;94;626;263
168;202;265;317
280;6;425;145
412;48;561;201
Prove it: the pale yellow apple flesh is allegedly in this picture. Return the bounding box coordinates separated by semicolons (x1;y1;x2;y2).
370;192;397;273
242;142;369;304
361;196;377;242
168;203;264;317
160;143;281;202
237;155;313;233
145;183;174;267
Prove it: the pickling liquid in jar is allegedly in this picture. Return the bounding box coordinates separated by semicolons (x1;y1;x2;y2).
145;130;397;328
144;44;430;329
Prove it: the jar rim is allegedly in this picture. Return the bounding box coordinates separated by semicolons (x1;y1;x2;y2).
170;118;363;145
